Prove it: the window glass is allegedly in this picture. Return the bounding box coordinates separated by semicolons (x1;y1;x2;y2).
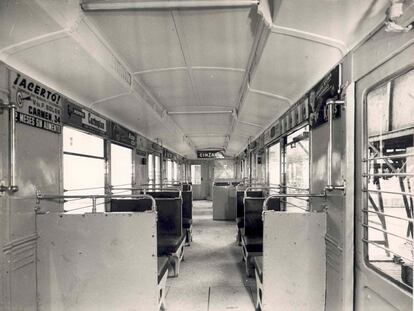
166;160;173;182
214;160;234;179
148;154;154;186
155;155;161;186
364;69;413;290
63;127;105;213
268;143;281;188
285;126;309;211
191;165;201;185
111;143;132;194
173;162;178;181
392;70;414;130
63;126;104;158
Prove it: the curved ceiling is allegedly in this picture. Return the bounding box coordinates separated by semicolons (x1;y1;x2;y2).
0;0;389;158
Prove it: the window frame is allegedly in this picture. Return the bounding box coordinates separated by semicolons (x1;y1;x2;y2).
361;67;414;292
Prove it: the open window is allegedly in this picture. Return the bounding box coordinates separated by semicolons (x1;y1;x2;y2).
191;164;202;185
63;126;105;213
284;125;310;211
363;69;413;290
111;143;132;195
267;142;281;192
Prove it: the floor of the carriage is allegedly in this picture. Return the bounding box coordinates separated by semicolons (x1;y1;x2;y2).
164;200;257;311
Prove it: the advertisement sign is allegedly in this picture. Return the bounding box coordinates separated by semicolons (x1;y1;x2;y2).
63;100;107;136
10;71;62;134
110;122;136;148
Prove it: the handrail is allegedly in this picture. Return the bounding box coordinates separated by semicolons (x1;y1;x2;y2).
244;185;280;198
35;192;157;213
114;186;182;199
0;98;18;193
263;193;326;211
325;99;345;192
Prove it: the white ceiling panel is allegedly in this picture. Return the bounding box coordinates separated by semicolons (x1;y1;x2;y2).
93;94;159;136
227;139;247;155
86;10;185;72
137;69;197;108
171;113;232;134
191;136;226;149
238;90;289;126
232;122;261;139
0;1;62;51
6;36;129;104
273;0;388;49
192;69;244;107
177;8;258;68
251;33;342;103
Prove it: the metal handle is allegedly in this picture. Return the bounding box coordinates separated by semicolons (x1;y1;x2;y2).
325;99;345;192
263;193;326;211
36;192;157;212
0;96;18;194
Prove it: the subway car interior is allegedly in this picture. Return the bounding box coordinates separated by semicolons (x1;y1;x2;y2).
0;0;413;310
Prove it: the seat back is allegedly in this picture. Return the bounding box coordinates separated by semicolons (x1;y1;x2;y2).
156;198;182;237
237;190;263;218
110;198;153;212
182;191;193;220
244;197;265;237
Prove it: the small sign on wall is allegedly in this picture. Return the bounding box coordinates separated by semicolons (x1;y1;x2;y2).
197;150;222;159
10;71;62;134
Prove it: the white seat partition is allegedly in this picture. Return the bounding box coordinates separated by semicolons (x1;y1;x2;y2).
261;211;326;311
37;212;158;311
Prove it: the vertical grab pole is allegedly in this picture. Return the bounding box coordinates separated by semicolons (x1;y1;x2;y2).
0;92;19;193
327;102;333;189
325;99;345;192
9;102;18;192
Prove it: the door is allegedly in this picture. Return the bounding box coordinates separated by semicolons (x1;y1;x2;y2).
191;162;212;200
355;41;413;310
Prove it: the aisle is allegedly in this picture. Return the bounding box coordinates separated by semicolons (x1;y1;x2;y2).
164;200;256;311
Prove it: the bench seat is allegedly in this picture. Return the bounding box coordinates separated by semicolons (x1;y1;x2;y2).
242;235;263;253
158;234;186;255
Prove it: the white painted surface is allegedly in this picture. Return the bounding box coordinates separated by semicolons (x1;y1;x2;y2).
262;211;326;311
37;212;158;311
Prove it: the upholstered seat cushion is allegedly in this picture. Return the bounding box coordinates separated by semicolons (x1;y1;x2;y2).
157;234;186;255
242;235;263;253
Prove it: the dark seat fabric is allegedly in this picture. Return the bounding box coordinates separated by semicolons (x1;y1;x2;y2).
266;197;282;211
236;217;244;229
157;256;169;283
182;191;193;220
242;235;263;253
157;234;186;256
156;199;182;236
244;198;265;237
214;182;230;186
183;218;192;228
145;191;179;199
236;190;263;218
110;198;153;212
253;256;263;282
182;184;192;191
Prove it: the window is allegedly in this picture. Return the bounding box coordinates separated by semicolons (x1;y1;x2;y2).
173;162;178;181
63;126;105;213
111;143;132;194
284;126;310;211
154;155;161;186
148;154;154;186
268;142;281;193
363;69;413;290
165;159;172;182
191;165;201;185
214;160;234;180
